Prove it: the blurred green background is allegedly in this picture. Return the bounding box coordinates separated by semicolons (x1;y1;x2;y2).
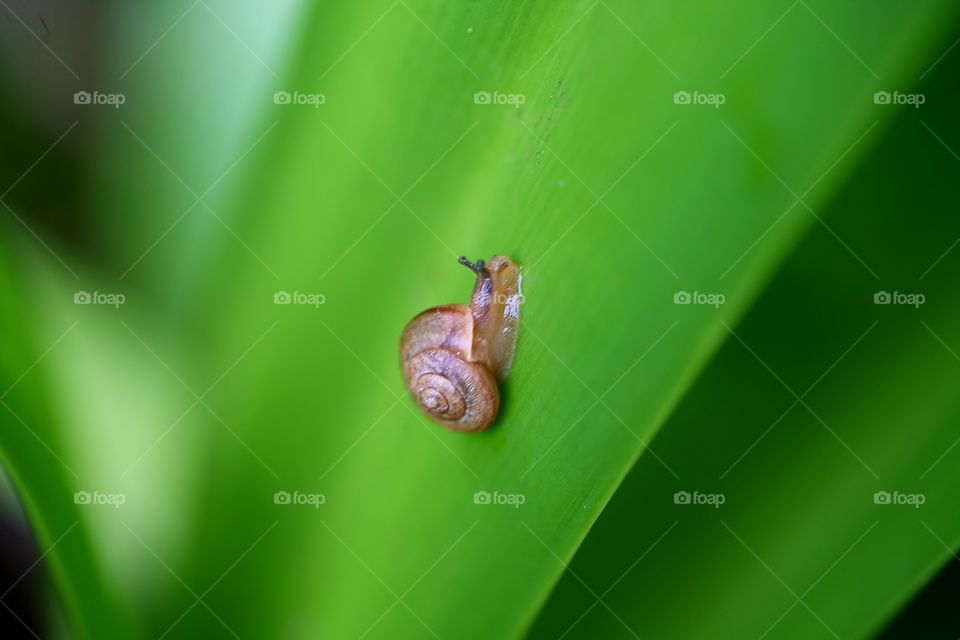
1;1;960;638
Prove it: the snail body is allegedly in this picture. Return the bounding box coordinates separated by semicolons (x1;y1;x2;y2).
400;255;521;432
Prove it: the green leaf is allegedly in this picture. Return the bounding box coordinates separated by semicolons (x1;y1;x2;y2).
527;34;960;639
0;235;136;639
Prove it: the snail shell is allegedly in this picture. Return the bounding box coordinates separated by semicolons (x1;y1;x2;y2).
400;255;521;432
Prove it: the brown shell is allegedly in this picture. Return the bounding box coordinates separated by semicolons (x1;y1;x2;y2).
403;347;498;432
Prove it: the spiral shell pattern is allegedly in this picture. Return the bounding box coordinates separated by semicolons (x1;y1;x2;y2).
403;347;497;432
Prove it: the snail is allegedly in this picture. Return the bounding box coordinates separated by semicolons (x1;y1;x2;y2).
400;255;522;433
